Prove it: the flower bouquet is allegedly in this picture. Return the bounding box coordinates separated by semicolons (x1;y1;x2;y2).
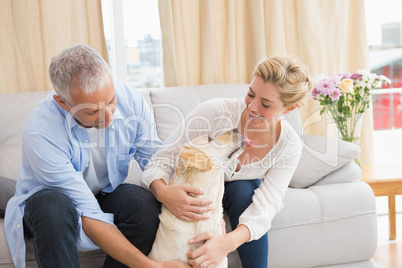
312;70;391;166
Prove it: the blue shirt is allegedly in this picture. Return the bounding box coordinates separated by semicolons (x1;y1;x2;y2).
4;82;161;268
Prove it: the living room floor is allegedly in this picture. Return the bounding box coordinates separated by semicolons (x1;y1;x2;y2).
372;200;402;268
370;130;401;268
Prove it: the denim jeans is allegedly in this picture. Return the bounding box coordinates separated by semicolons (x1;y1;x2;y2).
23;184;161;268
223;179;268;268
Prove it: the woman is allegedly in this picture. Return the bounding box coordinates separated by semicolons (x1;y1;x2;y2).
142;56;313;268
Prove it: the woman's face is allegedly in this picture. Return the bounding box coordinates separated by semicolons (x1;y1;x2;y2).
244;75;295;130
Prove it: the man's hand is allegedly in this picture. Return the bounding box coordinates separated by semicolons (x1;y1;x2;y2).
150;179;214;221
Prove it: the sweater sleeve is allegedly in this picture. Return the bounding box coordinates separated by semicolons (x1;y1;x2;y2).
238;125;302;241
141;98;231;189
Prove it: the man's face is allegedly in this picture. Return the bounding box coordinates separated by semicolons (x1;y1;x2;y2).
60;73;117;129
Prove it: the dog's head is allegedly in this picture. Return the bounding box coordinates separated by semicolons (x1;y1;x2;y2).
175;129;244;180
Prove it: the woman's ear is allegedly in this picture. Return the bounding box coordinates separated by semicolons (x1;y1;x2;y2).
53;95;71;112
284;104;298;114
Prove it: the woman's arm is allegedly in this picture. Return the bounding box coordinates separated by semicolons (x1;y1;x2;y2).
143;99;231;221
238;144;301;241
186;128;303;266
141;98;235;189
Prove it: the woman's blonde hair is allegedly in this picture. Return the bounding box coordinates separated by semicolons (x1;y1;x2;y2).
252;56;313;108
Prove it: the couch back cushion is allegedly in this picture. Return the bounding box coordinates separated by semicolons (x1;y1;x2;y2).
0;88;151;184
148;83;302;141
0;91;49;180
0;84;302;184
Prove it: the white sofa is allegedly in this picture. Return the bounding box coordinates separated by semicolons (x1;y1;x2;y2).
0;83;378;267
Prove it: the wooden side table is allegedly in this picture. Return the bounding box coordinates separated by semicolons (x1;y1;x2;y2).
361;163;402;240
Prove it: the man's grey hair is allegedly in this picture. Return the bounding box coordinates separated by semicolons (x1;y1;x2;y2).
49;44;110;104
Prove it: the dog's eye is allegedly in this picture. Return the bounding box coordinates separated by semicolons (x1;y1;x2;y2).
208;136;214;142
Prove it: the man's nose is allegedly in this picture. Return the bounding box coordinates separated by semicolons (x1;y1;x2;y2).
106;107;114;120
101;106;114;120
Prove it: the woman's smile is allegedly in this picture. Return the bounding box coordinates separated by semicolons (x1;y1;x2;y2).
249;111;264;119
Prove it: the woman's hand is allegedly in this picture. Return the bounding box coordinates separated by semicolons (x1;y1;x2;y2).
150;179;214;222
186;233;233;268
187;225;251;267
221;218;226;234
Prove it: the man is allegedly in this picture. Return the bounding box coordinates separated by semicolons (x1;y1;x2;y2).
4;44;189;268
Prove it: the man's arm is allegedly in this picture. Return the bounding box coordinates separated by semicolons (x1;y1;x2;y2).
24;133;189;267
82;217;157;268
82;217;191;268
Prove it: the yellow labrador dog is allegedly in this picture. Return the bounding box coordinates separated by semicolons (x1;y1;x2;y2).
148;129;245;267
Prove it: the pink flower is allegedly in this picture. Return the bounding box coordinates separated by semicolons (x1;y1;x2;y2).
329;88;341;101
312;87;319;98
334;72;350;79
322;78;335;95
350;73;362;81
319;81;332;96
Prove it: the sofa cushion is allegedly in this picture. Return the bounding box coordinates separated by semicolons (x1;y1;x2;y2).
313;161;361;186
149;84;249;141
289;135;361;188
268;182;377;267
0;91;49;180
0;177;16;217
149;83;303;141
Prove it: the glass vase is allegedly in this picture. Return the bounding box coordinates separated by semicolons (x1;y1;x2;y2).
339;113;364;166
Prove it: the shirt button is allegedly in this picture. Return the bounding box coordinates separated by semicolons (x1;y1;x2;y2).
85;140;89;143
17;224;21;229
86;164;89;168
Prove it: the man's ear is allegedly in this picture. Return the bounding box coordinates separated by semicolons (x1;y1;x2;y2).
284;104;298;114
178;149;212;172
53;95;71;112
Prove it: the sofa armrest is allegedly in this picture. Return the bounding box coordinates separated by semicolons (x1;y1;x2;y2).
268;181;377;267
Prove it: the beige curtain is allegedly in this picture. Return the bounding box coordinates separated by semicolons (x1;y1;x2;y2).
0;0;108;94
158;0;373;164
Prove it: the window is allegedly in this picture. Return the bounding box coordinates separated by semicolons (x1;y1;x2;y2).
366;0;402;131
365;0;402;162
101;0;402;129
101;0;162;88
365;0;402;238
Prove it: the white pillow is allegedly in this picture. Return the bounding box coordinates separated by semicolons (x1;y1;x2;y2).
313;161;361;186
289;135;361;188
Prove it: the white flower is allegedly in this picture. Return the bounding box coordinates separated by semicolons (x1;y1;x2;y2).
372;79;383;88
380;75;391;84
355;79;366;90
358;69;375;84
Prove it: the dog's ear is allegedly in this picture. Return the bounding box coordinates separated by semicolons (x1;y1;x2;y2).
178;149;212;171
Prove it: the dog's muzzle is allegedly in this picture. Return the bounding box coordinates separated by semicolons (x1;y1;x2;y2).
227;129;245;159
